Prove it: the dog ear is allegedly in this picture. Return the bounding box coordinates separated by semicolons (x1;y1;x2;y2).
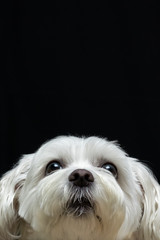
130;158;160;239
0;154;34;240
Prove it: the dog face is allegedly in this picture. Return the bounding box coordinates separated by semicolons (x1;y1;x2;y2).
0;136;160;240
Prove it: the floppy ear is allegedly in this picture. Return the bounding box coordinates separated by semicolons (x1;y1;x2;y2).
0;154;34;240
131;158;160;240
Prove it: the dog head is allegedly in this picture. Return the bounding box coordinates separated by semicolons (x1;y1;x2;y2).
0;136;160;240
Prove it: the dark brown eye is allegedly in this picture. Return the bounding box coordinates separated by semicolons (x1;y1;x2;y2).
45;161;63;175
101;163;118;179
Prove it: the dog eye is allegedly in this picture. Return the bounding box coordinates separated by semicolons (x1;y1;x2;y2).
45;161;63;175
101;163;118;178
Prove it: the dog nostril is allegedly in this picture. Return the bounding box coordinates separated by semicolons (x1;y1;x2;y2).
68;169;94;187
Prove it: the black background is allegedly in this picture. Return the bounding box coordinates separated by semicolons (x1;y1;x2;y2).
1;2;160;180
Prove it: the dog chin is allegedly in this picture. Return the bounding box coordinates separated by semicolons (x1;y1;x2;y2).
64;186;95;217
65;196;94;217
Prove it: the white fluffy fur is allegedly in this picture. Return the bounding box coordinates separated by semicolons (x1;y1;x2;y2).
0;136;160;240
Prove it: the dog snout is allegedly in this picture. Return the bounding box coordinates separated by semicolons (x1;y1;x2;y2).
68;169;94;187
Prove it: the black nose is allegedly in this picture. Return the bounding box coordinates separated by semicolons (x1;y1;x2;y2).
68;169;94;187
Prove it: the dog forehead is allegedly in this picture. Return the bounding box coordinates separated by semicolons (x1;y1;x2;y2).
35;136;126;165
35;136;90;163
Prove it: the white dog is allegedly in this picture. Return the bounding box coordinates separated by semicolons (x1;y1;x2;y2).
0;136;160;240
